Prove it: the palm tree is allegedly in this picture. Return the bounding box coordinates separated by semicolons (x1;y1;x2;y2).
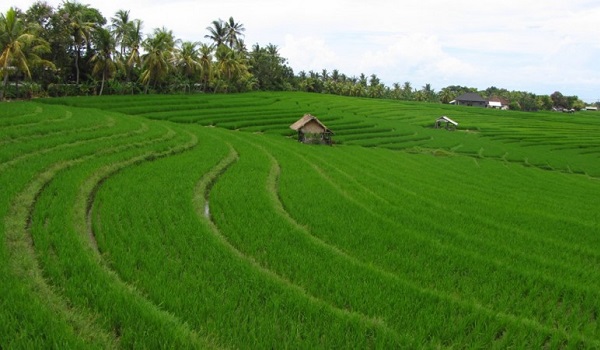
368;74;384;98
110;9;130;57
439;87;454;104
235;38;248;55
215;44;242;92
358;73;367;87
173;41;201;92
391;82;401;99
402;81;413;100
224;17;245;50
0;7;52;100
205;19;226;47
140;27;175;93
60;1;97;85
125;19;142;77
421;83;437;102
90;27;115;95
198;43;213;92
331;69;339;82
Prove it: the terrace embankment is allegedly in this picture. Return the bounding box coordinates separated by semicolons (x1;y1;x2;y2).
3;94;600;348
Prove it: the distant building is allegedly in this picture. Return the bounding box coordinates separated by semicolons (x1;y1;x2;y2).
290;114;334;145
454;92;487;107
585;106;598;111
487;96;510;110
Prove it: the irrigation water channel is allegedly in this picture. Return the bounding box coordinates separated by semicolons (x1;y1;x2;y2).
204;201;210;219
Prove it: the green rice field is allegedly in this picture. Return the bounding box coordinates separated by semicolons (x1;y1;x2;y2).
1;91;599;348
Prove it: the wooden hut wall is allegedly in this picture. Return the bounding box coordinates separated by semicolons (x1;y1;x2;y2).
301;120;326;134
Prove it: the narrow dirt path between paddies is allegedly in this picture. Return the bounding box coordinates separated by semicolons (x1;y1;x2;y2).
2;105;214;348
0;111;115;147
215;132;598;347
2;104;142;348
26;125;216;348
3;93;600;348
284;139;600;289
196;138;404;338
92;127;408;348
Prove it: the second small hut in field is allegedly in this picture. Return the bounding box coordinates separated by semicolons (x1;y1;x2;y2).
290;114;334;145
434;116;458;131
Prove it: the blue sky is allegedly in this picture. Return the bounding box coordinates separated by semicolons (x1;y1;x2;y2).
9;0;600;102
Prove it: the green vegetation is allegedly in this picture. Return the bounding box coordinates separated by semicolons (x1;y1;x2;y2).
1;92;599;348
1;3;592;110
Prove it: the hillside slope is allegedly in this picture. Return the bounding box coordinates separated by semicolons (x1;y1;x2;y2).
1;93;599;348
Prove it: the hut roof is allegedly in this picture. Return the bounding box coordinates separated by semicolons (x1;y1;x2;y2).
456;92;486;102
436;116;458;126
290;114;333;133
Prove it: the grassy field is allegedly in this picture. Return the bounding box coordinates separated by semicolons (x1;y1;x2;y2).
1;92;599;348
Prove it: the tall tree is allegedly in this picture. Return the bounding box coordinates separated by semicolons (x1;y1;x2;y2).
358;73;367;87
173;41;201;92
391;82;401;99
124;19;142;80
22;2;57;86
420;83;437;102
439;87;454;104
215;44;242;92
248;43;293;91
551;91;567;109
224;16;245;50
110;9;130;57
0;7;52;99
368;74;383;98
198;43;213;92
140;27;175;93
90;26;115;95
331;69;339;82
59;1;104;84
402;81;413;100
205;19;226;47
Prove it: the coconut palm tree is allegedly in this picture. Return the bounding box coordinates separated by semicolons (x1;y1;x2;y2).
331;69;340;82
224;17;245;50
358;73;367;87
439;87;454;104
110;9;130;57
368;74;384;98
125;19;142;76
402;81;413;100
421;83;437;102
215;44;242;92
140;27;176;93
59;1;98;85
198;43;214;92
0;7;52;100
321;69;329;82
391;82;401;99
90;27;115;95
205;19;226;47
173;41;201;92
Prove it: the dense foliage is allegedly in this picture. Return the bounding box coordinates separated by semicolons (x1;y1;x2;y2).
1;2;593;110
1;92;599;348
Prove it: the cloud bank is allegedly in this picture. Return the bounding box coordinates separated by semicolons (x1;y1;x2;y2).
8;0;600;101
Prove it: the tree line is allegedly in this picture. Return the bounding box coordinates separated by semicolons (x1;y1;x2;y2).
1;2;591;111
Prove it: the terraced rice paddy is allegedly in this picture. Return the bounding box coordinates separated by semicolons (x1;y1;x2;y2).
1;92;599;348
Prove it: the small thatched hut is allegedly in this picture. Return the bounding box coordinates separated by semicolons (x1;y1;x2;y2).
290;114;334;145
434;116;458;130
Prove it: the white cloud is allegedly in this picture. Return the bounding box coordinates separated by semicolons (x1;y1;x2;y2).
280;35;339;73
349;34;480;88
6;0;600;100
